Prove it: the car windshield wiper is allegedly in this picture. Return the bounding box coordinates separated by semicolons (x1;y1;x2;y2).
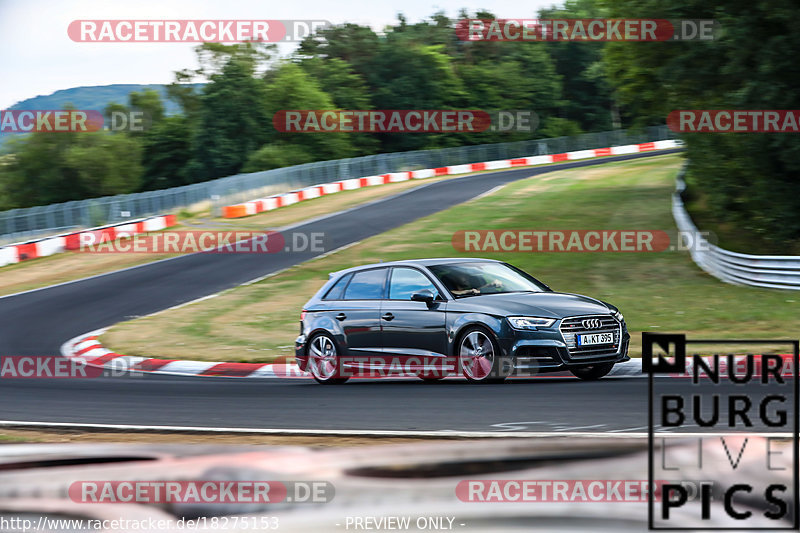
491;290;538;294
453;289;538;298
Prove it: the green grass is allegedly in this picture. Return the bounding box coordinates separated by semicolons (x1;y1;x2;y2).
102;153;800;362
0;434;30;443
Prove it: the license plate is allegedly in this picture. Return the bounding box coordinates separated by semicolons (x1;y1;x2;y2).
577;332;613;346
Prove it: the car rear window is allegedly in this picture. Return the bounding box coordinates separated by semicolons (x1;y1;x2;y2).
323;273;351;300
344;268;387;300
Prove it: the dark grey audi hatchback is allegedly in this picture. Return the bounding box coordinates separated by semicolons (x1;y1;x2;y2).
295;258;630;383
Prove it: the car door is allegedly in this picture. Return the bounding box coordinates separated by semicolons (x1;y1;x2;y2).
337;267;387;369
380;266;449;373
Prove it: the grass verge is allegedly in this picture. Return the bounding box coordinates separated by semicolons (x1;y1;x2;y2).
101;153;799;363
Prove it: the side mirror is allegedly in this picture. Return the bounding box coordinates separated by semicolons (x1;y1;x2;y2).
411;289;436;304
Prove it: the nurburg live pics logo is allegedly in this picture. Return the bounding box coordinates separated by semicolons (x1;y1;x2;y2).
644;332;799;530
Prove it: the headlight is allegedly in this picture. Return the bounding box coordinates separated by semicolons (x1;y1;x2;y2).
612;310;624;323
507;316;556;330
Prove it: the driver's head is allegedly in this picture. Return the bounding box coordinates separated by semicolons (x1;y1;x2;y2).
444;272;471;291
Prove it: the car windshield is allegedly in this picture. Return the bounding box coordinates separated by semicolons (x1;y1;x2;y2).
428;262;549;298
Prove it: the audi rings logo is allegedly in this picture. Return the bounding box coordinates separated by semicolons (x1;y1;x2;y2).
582;318;603;329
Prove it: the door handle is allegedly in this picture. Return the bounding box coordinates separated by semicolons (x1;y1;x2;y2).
382;312;394;321
335;313;347;321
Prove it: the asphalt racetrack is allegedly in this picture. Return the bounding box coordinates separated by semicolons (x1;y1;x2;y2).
6;147;775;437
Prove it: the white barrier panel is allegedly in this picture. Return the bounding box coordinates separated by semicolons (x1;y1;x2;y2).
322;183;341;194
484;160;512;170
143;217;167;232
524;155;552;166
654;139;680;150
36;237;66;257
610;144;639;155
341;178;361;190
281;192;300;206
567;150;596;160
302;187;321;200
0;246;18;267
672;168;800;291
447;164;473;175
114;223;139;235
412;169;436;179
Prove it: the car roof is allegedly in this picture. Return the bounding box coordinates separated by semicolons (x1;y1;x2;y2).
329;257;502;278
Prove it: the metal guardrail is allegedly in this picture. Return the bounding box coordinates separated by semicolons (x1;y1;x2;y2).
672;167;800;291
0;125;674;245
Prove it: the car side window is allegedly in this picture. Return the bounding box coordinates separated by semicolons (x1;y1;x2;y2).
323;273;351;300
343;268;387;300
389;267;439;300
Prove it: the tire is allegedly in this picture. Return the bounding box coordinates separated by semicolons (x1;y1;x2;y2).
570;362;615;381
307;333;349;384
457;327;509;383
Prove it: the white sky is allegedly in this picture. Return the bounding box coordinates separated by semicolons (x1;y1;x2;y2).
0;0;558;109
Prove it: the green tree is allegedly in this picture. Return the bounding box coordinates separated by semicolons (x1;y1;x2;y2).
298;57;378;154
366;41;469;151
538;0;616;131
297;23;381;79
603;0;800;246
0;130;142;207
139;115;192;190
188;44;273;180
128;88;165;130
262;61;355;162
243;142;314;172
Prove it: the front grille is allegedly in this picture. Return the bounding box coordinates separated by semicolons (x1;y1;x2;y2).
559;315;621;358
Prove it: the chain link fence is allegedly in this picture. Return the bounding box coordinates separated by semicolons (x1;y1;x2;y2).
0;126;674;245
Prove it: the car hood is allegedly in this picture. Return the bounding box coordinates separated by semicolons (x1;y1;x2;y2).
446;291;613;318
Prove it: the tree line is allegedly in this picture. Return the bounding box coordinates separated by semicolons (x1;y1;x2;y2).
0;4;614;209
1;0;798;247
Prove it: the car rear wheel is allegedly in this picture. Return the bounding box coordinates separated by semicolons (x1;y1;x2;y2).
458;327;507;383
570;362;615;380
307;333;349;384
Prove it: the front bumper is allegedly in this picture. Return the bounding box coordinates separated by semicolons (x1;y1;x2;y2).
499;326;630;375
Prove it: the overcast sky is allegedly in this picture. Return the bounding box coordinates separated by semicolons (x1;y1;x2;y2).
0;0;558;109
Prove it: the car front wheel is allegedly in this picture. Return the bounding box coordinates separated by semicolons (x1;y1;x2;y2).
458;327;508;383
307;333;349;384
569;362;615;381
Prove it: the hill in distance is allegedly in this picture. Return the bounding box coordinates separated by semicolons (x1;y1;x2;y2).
7;83;203;115
1;83;204;146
